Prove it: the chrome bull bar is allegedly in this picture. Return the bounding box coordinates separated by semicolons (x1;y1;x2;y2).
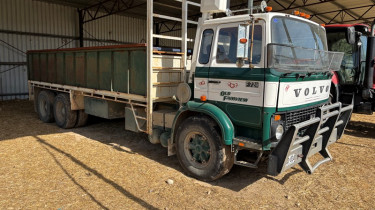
268;102;353;176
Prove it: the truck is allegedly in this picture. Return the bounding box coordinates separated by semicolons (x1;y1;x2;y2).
326;21;375;114
27;0;353;181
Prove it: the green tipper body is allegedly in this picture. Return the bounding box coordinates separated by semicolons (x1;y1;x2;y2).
27;44;147;96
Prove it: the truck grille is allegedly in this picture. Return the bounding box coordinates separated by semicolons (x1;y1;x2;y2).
285;106;318;131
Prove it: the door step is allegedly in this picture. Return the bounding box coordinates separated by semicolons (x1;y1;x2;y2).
233;136;263;168
233;136;262;150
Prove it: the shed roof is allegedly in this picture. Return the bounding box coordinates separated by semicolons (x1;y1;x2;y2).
37;0;375;25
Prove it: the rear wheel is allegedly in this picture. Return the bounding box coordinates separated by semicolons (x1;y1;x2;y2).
37;90;55;123
53;94;77;129
176;116;233;181
75;110;88;127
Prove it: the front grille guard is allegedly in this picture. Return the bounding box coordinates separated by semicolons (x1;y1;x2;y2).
267;102;353;176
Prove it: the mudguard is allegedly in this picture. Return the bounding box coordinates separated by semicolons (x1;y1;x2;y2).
171;101;234;145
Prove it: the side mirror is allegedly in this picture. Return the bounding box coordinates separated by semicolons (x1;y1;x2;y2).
346;27;356;45
237;24;250;67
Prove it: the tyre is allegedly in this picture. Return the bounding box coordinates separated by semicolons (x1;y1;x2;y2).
330;83;338;104
176;116;234;181
53;94;77;129
37;90;55;123
75;110;88;128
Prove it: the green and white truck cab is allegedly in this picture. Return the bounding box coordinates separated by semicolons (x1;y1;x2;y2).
169;4;353;180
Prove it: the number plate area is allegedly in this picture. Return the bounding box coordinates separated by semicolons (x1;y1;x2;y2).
284;144;303;170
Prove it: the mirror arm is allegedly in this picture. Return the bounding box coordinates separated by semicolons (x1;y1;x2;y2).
249;16;255;69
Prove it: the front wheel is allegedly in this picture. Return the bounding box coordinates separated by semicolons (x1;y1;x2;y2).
176;116;233;181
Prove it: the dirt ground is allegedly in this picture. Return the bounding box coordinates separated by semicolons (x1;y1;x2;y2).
0;100;374;209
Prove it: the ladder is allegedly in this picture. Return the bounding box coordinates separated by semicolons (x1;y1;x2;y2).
143;0;201;135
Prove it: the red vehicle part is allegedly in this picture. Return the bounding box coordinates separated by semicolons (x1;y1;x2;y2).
331;71;339;85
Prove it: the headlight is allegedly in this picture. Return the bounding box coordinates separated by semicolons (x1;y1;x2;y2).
275;124;284;140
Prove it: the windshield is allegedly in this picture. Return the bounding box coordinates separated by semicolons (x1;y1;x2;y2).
268;17;343;73
327;31;357;84
272;17;327;50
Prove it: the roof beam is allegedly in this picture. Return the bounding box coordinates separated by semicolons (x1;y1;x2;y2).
79;0;146;23
311;4;375;25
327;1;363;22
273;0;335;12
270;0;335;24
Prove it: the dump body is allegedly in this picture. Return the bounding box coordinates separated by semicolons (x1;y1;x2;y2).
28;44;148;95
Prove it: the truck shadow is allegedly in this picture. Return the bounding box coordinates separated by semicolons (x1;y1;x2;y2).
211;164;303;191
0;100;307;192
344;120;375;139
73;118;304;191
35;136;158;210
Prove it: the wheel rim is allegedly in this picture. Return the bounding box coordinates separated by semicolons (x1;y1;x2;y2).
183;131;212;168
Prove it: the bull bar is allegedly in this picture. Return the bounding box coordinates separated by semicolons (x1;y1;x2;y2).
268;102;353;176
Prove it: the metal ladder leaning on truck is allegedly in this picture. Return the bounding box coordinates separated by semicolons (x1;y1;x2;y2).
27;0;353;181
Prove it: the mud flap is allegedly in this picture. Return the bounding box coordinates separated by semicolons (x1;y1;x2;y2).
268;102;353;176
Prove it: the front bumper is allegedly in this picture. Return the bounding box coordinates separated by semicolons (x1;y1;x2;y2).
267;102;353;176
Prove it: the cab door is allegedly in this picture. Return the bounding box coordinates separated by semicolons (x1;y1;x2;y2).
194;27;216;100
207;21;266;129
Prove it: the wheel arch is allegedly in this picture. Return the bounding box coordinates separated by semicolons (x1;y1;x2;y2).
171;101;234;146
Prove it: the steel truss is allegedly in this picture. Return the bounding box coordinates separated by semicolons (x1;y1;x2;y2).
232;0;374;25
311;4;375;25
77;0;145;47
78;0;144;23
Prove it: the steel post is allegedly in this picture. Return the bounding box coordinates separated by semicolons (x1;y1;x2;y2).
147;0;154;135
182;0;188;83
78;9;84;47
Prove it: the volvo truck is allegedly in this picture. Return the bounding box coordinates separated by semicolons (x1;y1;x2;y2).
28;0;352;181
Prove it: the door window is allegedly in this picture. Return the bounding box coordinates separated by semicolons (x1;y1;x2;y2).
199;29;214;64
216;25;263;64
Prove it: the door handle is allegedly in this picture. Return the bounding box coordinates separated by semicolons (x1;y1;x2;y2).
208;80;221;84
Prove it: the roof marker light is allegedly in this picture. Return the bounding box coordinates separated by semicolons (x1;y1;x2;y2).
265;6;272;12
293;11;300;16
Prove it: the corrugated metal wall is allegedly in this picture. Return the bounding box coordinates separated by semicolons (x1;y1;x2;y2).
0;0;76;100
0;0;197;100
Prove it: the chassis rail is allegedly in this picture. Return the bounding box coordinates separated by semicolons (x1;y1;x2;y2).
268;102;353;176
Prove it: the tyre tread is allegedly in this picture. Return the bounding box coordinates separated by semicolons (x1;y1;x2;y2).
37;90;55;123
53;94;77;129
176;116;233;181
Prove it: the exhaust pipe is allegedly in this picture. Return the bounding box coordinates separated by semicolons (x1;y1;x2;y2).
248;0;253;14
